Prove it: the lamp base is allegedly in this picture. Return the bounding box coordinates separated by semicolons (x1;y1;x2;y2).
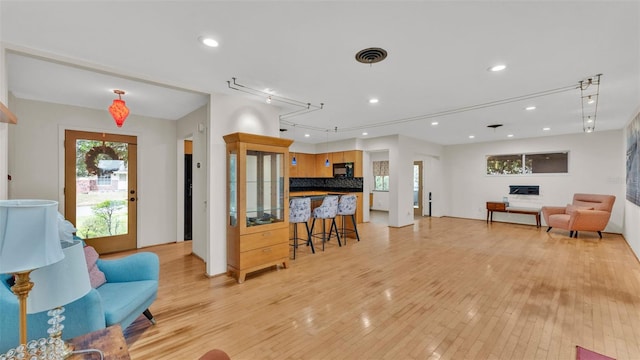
11;270;35;345
0;337;65;359
47;307;75;358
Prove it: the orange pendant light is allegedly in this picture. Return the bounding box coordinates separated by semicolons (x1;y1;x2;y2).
109;90;129;127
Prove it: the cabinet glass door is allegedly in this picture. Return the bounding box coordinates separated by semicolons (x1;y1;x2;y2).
246;150;284;227
229;151;237;226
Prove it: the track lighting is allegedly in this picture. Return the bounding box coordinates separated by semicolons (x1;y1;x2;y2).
580;74;601;133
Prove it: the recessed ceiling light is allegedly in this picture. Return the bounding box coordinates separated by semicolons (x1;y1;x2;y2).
488;64;506;72
369;98;379;104
362;132;368;136
468;135;475;139
507;134;514;138
304;133;310;137
525;106;536;111
543;127;551;131
431;121;439;126
199;36;219;47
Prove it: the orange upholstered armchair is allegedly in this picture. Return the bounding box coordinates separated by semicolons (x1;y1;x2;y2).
542;193;615;238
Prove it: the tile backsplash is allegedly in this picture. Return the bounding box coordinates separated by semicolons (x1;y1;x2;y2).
290;177;363;192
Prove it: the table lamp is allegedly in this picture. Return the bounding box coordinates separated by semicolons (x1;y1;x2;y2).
0;200;64;345
27;239;91;358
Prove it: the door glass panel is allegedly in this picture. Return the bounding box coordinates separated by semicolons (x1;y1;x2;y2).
75;140;129;239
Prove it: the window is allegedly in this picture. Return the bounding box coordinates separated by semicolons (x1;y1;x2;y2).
373;160;389;191
487;152;568;175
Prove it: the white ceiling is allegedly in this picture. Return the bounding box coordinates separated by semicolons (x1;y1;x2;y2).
2;1;639;145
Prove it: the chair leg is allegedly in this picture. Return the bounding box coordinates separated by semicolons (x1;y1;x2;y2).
569;231;573;238
351;214;360;241
331;218;342;247
292;223;298;260
310;218;316;236
341;215;347;245
305;222;315;254
322;219;327;251
546;227;552;233
574;231;578;238
598;231;602;239
143;308;156;325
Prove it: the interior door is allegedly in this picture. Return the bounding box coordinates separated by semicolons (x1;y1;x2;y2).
413;161;423;217
184;140;193;240
65;130;137;254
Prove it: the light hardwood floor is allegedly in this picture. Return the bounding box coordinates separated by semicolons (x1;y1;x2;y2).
114;217;640;360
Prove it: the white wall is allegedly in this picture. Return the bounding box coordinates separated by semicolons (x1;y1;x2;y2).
176;105;208;259
362;134;444;227
443;130;625;232
313;138;358;154
401;135;444;218
291;140;316;154
206;93;282;276
7;97;179;248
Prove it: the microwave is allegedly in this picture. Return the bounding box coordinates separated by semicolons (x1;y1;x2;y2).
333;162;354;178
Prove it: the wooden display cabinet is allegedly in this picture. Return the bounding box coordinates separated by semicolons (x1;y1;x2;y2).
224;132;293;283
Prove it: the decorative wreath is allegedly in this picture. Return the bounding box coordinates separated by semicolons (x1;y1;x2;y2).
85;146;119;175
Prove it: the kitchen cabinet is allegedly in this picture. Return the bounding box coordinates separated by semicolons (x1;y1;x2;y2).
290;152;316;178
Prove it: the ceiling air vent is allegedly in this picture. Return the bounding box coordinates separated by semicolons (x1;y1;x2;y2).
355;47;388;64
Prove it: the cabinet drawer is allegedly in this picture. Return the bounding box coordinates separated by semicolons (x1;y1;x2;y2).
486;202;506;211
240;243;289;269
240;228;288;252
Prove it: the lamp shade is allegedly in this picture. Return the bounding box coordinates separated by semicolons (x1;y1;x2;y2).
109;99;129;127
28;240;91;313
0;200;64;274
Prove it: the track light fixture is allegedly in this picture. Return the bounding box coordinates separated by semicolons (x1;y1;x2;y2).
278;74;604;140
580;74;601;133
291;124;297;166
227;77;323;120
324;129;330;167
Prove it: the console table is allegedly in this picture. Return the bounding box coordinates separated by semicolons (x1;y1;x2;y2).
486;201;541;228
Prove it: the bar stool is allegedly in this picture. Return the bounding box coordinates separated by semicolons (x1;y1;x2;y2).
337;194;360;244
289;197;314;259
310;195;341;251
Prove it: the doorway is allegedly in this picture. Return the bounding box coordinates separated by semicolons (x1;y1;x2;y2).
64;130;137;254
413;161;423;217
184;140;193;240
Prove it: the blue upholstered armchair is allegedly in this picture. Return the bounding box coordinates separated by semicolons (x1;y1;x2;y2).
0;252;159;353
